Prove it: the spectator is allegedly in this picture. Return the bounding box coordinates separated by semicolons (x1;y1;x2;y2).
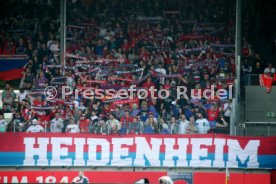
186;116;198;134
144;116;158;134
2;91;14;109
75;171;89;184
264;63;275;76
1;84;16;110
0;114;7;132
195;112;210;134
178;114;189;134
26;119;44;133
0;104;11;115
35;71;48;87
169;117;179;134
66;118;80;133
215;114;229;134
120;110;133;134
242;59;252;75
50;113;64;133
206;104;219;129
223;99;232;123
128;116;144;134
252;53;265;74
107;113;121;134
96;118;109;135
242;59;252;85
21;68;35;89
159;118;170;134
18;88;28;102
9;111;26;132
78;114;90;133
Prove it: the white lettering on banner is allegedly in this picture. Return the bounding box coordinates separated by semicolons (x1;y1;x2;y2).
111;138;133;166
213;138;226;167
74;138;85;166
23;138;49;166
50;137;72;166
22;137;261;168
134;138;162;166
190;138;212;167
163;138;188;167
227;140;260;168
36;176;68;183
4;176;28;183
87;138;110;166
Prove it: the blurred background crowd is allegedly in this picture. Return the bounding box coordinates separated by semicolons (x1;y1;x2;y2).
0;0;274;134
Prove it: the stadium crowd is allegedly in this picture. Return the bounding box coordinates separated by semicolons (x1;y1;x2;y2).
0;0;246;134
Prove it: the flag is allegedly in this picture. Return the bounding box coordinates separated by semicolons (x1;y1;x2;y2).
0;55;28;81
259;74;274;93
225;167;230;184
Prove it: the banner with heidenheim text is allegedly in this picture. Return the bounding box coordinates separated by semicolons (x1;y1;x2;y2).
0;133;275;168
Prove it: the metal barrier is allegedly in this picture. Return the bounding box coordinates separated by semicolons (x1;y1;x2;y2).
243;74;260;86
244;122;276;136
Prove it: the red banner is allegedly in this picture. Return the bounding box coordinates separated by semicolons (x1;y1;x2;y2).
193;172;270;184
0;171;271;184
0;171;165;184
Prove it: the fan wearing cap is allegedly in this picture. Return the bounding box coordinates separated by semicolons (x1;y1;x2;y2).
26;119;44;133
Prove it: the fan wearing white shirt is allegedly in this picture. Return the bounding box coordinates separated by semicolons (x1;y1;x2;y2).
26;119;44;133
223;99;232;123
50;113;64;133
178;114;189;134
66;118;80;133
18;88;28;102
264;63;275;76
195;112;210;134
155;62;166;84
0;115;7;132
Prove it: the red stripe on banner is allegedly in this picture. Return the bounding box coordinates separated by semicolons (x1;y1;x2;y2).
0;68;24;80
0;171;166;183
0;171;271;184
194;172;270;184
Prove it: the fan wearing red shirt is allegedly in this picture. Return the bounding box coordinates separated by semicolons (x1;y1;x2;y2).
140;47;150;60
207;105;219;128
33;96;47;107
122;39;130;52
78;114;90;133
34;110;56;132
120;110;134;133
142;77;157;98
21;102;32;122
